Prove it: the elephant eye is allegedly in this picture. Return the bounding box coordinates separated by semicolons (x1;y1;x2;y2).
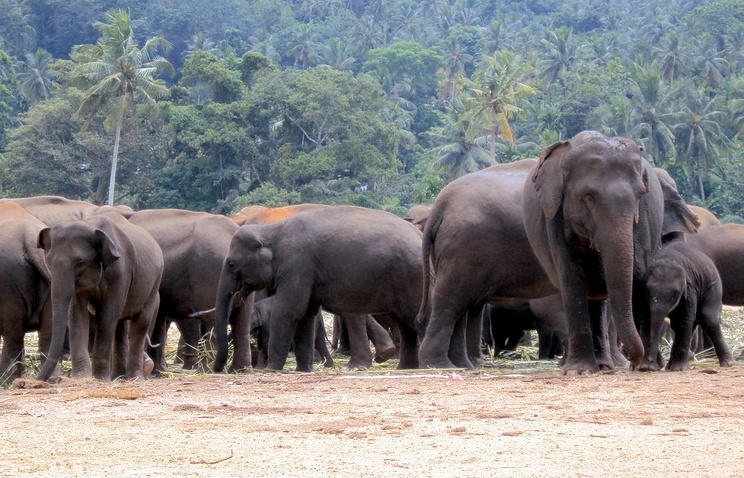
583;192;595;205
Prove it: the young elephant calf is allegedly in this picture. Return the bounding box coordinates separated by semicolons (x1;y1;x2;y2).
641;239;733;371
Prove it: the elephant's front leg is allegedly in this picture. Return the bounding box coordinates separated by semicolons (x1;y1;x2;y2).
667;306;694;371
125;311;152;380
262;294;307;372
69;300;93;378
91;301;123;380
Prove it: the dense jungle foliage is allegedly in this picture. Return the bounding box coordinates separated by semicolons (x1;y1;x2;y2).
0;0;743;218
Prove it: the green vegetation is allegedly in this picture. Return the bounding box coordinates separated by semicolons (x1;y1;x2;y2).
0;0;743;219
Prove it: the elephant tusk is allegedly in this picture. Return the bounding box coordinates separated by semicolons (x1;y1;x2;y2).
189;307;216;318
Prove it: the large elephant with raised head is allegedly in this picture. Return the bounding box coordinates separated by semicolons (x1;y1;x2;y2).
522;131;698;374
0;202;52;381
127;208;253;374
36;210;163;381
213;205;422;372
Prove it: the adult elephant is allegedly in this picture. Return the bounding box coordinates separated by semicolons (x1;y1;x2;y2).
3;195;134;224
417;159;561;370
0;202;52;381
237;203;393;371
522;131;698;374
213;206;422;372
36;210;163;381
685;224;744;305
127;208;253;374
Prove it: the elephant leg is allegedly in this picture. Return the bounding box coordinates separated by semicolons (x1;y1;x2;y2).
312;313;334;368
228;292;254;373
395;319;419;370
69;300;93;378
667;307;694;371
418;292;466;369
448;313;473;369
112;320;128;379
148;311;170;373
0;328;25;380
174;319;200;370
263;294;306;372
125;311;153;380
333;315;351;357
367;316;395;363
466;305;485;367
697;299;733;368
344;314;373;370
292;309;318;373
589;299;613;370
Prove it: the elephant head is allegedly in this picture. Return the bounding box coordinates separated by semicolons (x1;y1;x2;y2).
213;225;274;372
36;222;121;381
641;257;685;371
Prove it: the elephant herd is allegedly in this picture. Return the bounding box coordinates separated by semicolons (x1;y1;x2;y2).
1;130;743;384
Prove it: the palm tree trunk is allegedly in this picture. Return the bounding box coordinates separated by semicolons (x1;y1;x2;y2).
107;123;121;206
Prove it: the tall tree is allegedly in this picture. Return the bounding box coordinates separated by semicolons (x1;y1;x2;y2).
459;50;535;162
17;48;54;106
71;9;173;205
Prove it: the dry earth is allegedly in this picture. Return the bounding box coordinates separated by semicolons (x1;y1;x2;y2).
3;310;744;477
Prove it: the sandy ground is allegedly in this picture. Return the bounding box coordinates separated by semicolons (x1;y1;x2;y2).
3;355;744;477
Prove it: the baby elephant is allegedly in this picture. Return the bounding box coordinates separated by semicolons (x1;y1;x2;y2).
641;240;733;371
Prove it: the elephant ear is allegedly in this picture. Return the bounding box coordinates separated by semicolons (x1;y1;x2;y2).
657;174;700;238
531;140;569;219
37;227;52;251
95;229;121;269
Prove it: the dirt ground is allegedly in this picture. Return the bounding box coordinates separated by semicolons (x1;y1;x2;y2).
3;314;744;477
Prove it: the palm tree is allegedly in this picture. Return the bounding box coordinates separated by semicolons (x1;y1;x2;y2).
539;27;577;84
440;36;472;101
71;9;173;205
17;48;54;105
319;37;356;70
671;85;730;201
458;50;535;162
654;32;687;84
286;22;320;69
627;63;678;166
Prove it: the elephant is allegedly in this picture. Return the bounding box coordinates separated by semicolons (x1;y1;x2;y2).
639;239;733;371
522;131;698;374
417;159;564;370
687;205;720;228
36;210;164;381
403;204;433;231
2;195;134;224
213;205;422;372
234;203;392;370
0;202;53;381
127;208;253;374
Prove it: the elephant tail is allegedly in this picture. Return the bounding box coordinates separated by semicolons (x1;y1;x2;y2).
416;206;442;334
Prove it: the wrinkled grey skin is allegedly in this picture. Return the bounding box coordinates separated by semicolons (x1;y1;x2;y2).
128;208;253;373
37;211;163;381
214;206;422;372
522;131;698;374
0;202;52;381
641;239;733;371
1;195;134;224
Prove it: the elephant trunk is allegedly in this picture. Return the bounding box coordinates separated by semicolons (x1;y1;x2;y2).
597;215;644;368
213;269;238;372
37;280;73;381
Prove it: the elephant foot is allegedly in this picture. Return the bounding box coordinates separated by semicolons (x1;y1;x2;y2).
632;358;662;372
420;357;457;369
665;361;691;372
344;362;371;371
374;345;396;363
561;357;599;375
719;355;734;367
469;355;486;368
143;355;154;377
